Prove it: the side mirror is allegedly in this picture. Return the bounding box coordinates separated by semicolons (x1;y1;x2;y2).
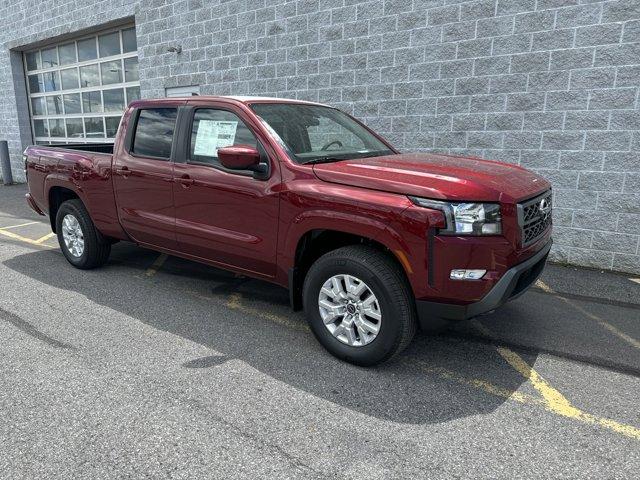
218;145;260;170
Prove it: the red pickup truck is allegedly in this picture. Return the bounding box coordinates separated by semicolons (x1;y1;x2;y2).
24;96;552;365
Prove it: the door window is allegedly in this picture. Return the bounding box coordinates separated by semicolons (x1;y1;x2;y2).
131;108;177;159
189;109;257;167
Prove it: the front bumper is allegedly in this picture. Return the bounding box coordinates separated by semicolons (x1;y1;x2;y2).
416;239;551;325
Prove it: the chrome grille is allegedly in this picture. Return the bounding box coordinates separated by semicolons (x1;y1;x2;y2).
518;191;552;246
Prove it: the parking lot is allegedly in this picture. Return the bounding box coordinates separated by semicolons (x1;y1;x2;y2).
0;183;639;479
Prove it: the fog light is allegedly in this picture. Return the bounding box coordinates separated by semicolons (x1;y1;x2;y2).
450;269;486;280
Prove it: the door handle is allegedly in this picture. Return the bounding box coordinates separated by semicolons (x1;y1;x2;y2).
176;174;194;188
114;166;130;177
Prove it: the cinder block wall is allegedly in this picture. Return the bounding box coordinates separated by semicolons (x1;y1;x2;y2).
2;0;639;273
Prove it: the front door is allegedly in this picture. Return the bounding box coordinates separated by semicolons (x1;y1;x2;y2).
113;106;180;249
172;104;280;278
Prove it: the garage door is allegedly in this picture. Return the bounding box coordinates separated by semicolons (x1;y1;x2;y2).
23;25;140;145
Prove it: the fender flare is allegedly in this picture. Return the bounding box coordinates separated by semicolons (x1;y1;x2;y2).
43;175;87;229
284;210;409;263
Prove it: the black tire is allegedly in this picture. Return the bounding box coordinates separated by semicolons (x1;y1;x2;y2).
303;245;417;366
55;199;111;269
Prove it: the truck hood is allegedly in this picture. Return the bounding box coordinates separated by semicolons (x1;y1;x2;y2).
312;153;550;203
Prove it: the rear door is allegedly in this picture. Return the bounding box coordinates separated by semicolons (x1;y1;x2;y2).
171;101;280;278
113;105;181;249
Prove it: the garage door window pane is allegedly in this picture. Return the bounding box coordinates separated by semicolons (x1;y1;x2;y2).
28;74;43;93
63;94;81;114
78;38;97;62
122;28;137;53
44;71;60;92
101;60;122;85
82;91;102;113
132;108;177;159
80;64;100;88
59;43;77;65
50;119;65;137
46;95;64;115
66;118;84;138
31;97;45;116
41;47;58;68
126;86;140;103
34;120;49;137
99;32;121;57
26;51;41;71
106;116;121;137
60;68;79;90
104;88;125;112
124;57;139;82
84;117;105;138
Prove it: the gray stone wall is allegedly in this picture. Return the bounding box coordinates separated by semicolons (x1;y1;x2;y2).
1;0;639;273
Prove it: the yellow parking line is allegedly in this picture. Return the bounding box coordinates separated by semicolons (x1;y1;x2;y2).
135;261;640;439
536;280;640;350
598;321;640;350
472;319;640;440
225;292;309;332
145;253;168;277
0;228;56;248
411;361;546;407
34;232;55;244
534;279;554;293
0;221;39;230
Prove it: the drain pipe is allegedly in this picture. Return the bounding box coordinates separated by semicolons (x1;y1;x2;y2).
0;141;14;185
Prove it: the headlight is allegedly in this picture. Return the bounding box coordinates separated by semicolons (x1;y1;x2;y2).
409;197;502;235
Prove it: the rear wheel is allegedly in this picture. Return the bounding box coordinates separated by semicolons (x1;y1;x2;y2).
56;199;111;269
303;245;417;366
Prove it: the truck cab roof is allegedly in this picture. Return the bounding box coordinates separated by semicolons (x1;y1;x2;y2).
128;95;329;109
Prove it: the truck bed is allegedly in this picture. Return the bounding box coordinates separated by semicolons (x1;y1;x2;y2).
24;142;123;238
42;143;115;154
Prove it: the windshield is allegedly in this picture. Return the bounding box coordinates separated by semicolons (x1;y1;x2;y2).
251;103;394;164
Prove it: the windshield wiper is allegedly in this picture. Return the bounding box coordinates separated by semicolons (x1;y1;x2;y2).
299;156;349;165
358;150;391;159
299;150;394;165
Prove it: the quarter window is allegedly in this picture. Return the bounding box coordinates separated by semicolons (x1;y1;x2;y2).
132;108;177;159
24;26;139;144
190;109;257;167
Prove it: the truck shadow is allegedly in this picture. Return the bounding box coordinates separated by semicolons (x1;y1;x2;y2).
9;243;634;425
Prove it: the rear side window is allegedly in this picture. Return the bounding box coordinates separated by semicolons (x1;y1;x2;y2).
189;109;257;167
131;108;177;159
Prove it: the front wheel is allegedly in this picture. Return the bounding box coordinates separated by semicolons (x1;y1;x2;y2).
303;246;417;366
56;199;111;269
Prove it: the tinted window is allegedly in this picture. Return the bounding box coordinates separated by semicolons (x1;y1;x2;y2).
77;38;97;62
190;109;257;166
103;88;124;112
80;64;100;87
98;32;121;57
122;27;137;53
59;43;77;65
132;108;177;159
101;60;122;85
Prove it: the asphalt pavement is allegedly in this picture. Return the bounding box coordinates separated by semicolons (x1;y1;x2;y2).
0;183;639;479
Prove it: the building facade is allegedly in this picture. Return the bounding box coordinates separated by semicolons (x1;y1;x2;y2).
1;0;639;273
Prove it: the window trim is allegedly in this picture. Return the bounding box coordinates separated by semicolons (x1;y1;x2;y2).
128;107;179;162
180;105;270;179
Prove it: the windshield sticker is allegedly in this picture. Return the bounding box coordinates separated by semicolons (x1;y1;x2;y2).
194;120;238;156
